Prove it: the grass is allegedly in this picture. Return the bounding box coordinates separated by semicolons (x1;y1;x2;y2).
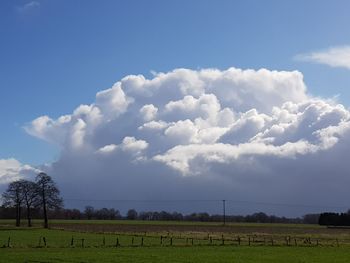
0;221;350;262
1;246;350;263
0;228;166;247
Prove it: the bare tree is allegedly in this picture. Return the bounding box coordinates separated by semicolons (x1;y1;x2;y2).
126;209;138;220
36;172;63;228
20;180;39;227
2;181;24;227
84;206;94;220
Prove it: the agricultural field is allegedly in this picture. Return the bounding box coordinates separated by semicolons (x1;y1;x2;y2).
1;220;350;262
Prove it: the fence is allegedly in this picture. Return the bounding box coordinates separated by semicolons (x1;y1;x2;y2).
2;233;343;248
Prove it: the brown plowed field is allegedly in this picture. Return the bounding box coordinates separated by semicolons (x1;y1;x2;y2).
52;222;350;238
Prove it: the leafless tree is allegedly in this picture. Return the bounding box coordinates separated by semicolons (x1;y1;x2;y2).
20;180;39;227
36;172;63;228
2;181;24;227
126;209;138;220
84;206;94;220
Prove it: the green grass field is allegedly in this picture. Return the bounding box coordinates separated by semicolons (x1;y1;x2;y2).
2;246;350;263
1;220;350;262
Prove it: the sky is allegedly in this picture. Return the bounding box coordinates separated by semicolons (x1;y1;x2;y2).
1;0;350;216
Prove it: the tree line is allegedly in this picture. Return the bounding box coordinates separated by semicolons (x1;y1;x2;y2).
1;172;63;228
129;210;319;224
319;212;350;226
0;204;320;224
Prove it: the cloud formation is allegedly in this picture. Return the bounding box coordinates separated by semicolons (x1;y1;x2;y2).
12;67;350;215
296;46;350;69
0;158;38;185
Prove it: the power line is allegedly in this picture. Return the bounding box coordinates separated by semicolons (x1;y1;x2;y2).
64;199;221;202
63;198;349;210
225;199;349;209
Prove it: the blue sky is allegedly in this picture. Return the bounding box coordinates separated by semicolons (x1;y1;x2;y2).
1;0;350;166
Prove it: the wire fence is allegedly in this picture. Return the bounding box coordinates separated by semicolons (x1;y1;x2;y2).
2;232;346;249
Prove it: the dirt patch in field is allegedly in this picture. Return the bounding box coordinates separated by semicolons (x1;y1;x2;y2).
51;223;350;238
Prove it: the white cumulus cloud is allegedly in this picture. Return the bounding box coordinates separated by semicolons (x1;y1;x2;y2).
0;159;39;185
21;67;350;215
139;104;158;121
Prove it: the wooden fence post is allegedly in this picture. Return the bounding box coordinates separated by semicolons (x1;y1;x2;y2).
103;236;105;246
116;237;119;247
7;237;10;248
248;236;251;246
70;237;74;247
81;238;84;248
131;237;134;246
221;235;224;246
141;237;144;246
237;236;241;246
170;237;173;246
43;237;47;247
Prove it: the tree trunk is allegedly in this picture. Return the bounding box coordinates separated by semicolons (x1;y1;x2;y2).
27;204;32;227
15;204;20;227
19;206;21;226
43;190;48;228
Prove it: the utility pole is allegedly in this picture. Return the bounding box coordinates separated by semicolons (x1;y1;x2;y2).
222;199;226;226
